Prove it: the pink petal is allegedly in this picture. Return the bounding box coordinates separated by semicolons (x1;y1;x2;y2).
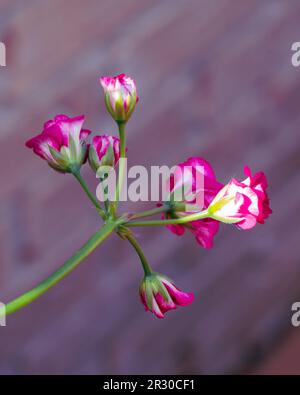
80;128;92;140
166;223;185;236
155;293;176;314
151;296;165;319
236;214;257;230
139;293;149;312
25;133;59;161
163;282;194;307
190;218;220;249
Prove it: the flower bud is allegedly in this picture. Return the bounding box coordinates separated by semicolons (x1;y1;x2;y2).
25;114;91;173
139;272;194;319
208;166;272;229
88;134;120;178
162;157;223;249
100;74;138;123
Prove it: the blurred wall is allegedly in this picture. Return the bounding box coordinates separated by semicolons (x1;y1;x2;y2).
0;0;300;374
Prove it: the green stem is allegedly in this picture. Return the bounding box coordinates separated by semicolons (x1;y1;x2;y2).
99;177;110;214
73;170;106;219
104;185;110;213
128;206;167;220
127;202;188;221
125;234;153;276
126;209;210;227
113;122;126;215
2;220;119;316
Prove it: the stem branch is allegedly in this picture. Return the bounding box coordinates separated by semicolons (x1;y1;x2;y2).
126;209;210;227
73;171;105;219
2;221;119;316
125;234;152;276
128;206;167;220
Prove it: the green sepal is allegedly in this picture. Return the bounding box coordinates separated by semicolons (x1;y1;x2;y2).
210;213;243;224
48;146;69;170
105;94;115;120
208;195;235;214
141;272;173;308
155;280;170;303
88;145;99;172
96;165;113;180
100;143;114;167
68;133;79;163
144;278;154;309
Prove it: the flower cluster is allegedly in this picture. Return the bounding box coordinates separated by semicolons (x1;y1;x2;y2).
26;74;137;174
24;73;272;320
163;159;272;249
25;114;91;173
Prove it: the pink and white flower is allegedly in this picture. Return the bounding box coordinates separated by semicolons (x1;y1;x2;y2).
139;273;194;319
163;157;223;249
100;73;138;123
88;134;120;174
208;166;272;229
25;114;91;173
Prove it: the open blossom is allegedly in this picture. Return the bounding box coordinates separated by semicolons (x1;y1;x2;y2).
163;157;223;249
208;166;272;229
88;134;120;175
139;273;194;319
100;73;138;123
25;114;91;173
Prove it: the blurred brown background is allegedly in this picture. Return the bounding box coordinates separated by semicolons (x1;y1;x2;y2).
0;0;300;375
